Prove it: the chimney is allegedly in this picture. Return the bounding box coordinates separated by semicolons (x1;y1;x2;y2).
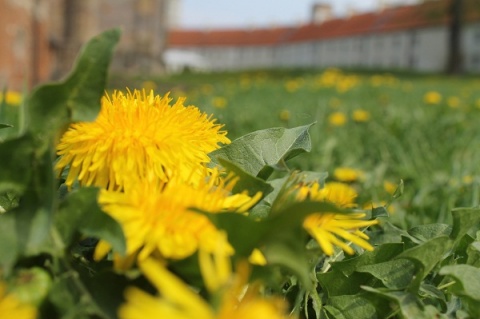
311;3;333;24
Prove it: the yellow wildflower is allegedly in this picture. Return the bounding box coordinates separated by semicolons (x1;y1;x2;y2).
447;96;461;108
352;109;370;122
333;167;365;183
55;89;230;190
423;91;442;105
0;91;22;106
118;257;289;319
383;181;397;195
212;97;228;109
328;112;347;126
297;182;378;256
279;109;291;122
248;248;267;266
94;170;262;268
0;282;37;319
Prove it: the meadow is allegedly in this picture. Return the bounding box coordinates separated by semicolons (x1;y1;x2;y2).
2;30;480;318
114;68;480;228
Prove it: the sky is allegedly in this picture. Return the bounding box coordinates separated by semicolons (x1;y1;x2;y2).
178;0;419;29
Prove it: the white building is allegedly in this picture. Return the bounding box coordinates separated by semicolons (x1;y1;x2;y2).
166;0;480;73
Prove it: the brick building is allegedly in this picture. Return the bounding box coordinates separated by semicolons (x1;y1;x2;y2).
0;0;176;91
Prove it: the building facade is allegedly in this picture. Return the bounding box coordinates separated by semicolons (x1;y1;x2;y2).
0;0;177;91
166;0;480;73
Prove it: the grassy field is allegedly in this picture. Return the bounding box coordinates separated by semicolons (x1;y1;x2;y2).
109;68;480;229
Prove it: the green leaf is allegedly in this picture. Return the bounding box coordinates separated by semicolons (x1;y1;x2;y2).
324;294;377;319
361;287;444;319
439;264;480;317
408;223;452;242
9;267;52;306
356;259;417;289
317;270;371;297
450;207;480;245
210;123;313;179
0;134;35;194
217;157;273;197
332;243;404;276
0;212;18;274
27;28;120;135
56;187;125;255
0;123;12;130
394;236;451;289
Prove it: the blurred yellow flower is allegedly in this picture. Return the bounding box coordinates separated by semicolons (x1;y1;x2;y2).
383;181;397;195
423;91;442;105
328;97;342;108
202;84;214;94
447;96;461;108
94;170;262;268
284;78;303;92
328;112;347;126
296;182;378;256
462;175;474;184
0;91;22;106
363;201;395;214
118;258;290;319
0;282;37;319
55;89;230;190
352;109;371;122
212;96;228;109
248;248;267;266
141;80;157;92
279;109;291;121
333;167;365;183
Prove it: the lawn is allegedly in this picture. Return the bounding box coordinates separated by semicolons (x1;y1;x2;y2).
111;68;480;228
3;38;480;317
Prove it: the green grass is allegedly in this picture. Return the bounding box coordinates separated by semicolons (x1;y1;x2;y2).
111;68;480;228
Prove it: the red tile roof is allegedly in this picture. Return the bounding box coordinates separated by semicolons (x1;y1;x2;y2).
167;0;480;48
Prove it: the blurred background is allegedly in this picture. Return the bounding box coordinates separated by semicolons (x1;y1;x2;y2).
0;0;477;91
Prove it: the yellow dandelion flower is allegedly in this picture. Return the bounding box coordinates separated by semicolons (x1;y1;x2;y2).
297;182;378;256
462;175;474;184
94;170;262;268
328;111;347;127
279;109;291;122
423;91;442;105
118;258;289;319
0;282;37;319
383;181;397;195
352;109;370;122
0;91;22;106
284;79;302;92
447;96;461;108
333;167;365;183
55;89;230;190
248;248;267;266
212;97;228;109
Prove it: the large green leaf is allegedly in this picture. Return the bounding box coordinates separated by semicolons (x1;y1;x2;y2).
361;287;445;319
56;187;125;255
0;123;12;130
210;124;313;179
439;264;480;317
217;157;273;197
332;242;404;276
0;212;18;274
450;207;480;245
27;29;120;135
356;259;417;289
324;294;377;319
0;134;35;194
394;236;451;289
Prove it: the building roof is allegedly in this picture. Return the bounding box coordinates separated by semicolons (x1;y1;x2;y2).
167;0;480;48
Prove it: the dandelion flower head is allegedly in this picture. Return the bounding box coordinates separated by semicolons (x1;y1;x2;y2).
333;167;365;183
0;282;37;319
328;111;347;126
296;181;378;256
94;169;262;268
118;257;289;319
55;89;230;190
